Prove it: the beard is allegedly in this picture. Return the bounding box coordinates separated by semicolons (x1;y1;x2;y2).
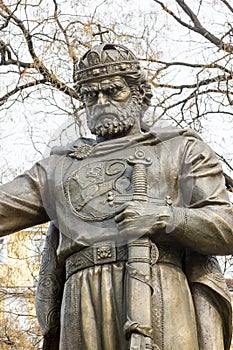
87;100;141;138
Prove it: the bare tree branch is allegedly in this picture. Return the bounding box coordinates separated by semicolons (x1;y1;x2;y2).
220;0;233;13
153;0;233;53
140;57;232;75
0;79;46;106
152;88;233;120
150;73;233;91
53;0;72;56
0;1;79;101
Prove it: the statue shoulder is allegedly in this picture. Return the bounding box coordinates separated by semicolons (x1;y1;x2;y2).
49;137;96;156
149;125;202;143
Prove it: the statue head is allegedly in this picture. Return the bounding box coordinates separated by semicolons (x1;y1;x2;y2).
74;43;152;139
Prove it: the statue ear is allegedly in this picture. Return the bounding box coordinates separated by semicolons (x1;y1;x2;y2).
139;82;153;110
138;86;146;103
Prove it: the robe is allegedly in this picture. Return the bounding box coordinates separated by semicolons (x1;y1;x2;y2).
0;127;233;349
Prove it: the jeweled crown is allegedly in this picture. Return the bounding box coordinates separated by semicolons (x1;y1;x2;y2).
74;43;141;87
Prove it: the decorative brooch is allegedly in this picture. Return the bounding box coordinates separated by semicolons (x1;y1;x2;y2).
69;144;94;160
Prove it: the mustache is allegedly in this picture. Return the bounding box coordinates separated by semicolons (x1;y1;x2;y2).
92;103;124;119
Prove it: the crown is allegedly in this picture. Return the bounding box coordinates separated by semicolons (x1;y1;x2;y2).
74;43;141;87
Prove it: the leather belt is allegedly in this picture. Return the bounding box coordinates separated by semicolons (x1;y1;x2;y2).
66;242;128;280
65;242;183;280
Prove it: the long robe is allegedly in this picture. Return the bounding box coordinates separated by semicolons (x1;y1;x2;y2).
0;127;233;349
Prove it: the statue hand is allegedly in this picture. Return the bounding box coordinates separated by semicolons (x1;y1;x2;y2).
114;201;171;239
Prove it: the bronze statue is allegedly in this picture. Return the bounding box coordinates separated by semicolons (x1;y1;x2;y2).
0;42;233;350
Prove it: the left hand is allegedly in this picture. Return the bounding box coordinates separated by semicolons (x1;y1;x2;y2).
114;201;171;240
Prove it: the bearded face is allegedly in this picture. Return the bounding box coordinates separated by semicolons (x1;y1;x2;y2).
87;99;141;137
80;76;142;139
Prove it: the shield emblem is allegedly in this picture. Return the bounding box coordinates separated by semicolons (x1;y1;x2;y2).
65;158;133;222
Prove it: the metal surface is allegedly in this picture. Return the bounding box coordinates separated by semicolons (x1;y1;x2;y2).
126;149;154;349
0;42;233;350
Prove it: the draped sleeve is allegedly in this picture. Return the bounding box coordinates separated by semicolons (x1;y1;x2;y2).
172;137;233;255
0;160;50;236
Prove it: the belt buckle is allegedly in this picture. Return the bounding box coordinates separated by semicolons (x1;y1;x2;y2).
93;241;116;265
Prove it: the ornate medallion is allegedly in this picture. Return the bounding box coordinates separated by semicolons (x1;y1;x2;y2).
69;144;94;160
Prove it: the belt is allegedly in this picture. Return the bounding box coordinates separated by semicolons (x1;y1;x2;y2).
65;241;183;280
66;242;128;280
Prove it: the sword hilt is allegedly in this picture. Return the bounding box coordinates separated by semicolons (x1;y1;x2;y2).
127;150;152;200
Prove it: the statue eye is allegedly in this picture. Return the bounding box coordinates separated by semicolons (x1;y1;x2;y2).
87;91;97;98
108;87;118;95
81;90;98;106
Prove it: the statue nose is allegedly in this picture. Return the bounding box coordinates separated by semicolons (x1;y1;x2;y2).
97;91;108;105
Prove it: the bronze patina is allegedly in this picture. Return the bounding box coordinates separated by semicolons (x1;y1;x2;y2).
0;42;233;350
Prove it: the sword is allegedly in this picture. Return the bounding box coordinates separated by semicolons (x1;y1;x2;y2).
125;149;159;350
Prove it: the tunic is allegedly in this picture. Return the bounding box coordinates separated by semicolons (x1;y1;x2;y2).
0;127;233;349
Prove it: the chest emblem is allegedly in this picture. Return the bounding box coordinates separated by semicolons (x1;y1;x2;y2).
65;158;133;221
